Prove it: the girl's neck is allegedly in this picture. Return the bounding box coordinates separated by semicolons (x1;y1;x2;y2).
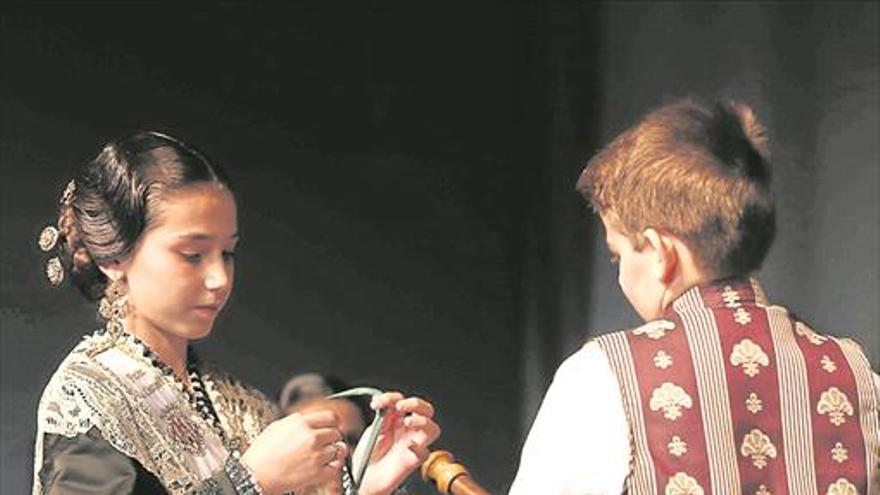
126;316;189;382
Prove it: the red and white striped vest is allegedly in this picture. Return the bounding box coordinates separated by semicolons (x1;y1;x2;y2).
595;278;879;495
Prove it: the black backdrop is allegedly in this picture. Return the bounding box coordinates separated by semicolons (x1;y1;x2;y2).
2;5;550;492
2;2;878;493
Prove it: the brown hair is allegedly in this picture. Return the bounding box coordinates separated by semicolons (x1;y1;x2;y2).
56;131;231;301
576;98;775;278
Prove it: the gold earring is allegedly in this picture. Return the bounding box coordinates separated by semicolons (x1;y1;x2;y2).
99;279;128;337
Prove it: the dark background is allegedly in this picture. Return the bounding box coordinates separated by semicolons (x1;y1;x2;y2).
2;2;877;493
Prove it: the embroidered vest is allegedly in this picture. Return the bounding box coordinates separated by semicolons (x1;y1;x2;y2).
33;331;278;494
595;279;879;495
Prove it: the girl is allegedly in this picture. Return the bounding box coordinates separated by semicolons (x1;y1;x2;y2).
33;131;439;495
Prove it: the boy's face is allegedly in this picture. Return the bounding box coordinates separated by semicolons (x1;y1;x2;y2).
600;213;667;321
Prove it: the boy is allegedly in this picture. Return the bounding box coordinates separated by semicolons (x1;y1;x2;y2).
510;99;879;494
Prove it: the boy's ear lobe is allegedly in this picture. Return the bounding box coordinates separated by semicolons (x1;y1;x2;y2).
643;228;678;284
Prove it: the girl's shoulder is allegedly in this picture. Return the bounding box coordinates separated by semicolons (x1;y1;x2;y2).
200;366;280;448
36;332;133;442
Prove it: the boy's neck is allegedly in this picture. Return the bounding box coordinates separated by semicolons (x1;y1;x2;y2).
661;245;715;310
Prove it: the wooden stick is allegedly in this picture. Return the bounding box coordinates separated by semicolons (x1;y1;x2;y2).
421;450;493;495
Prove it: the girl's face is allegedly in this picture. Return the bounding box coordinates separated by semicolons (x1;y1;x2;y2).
119;183;238;343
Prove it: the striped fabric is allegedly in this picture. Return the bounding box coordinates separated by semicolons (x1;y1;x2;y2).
595;279;878;495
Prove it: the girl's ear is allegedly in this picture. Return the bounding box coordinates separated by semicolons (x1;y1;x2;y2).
97;260;127;283
642;228;678;284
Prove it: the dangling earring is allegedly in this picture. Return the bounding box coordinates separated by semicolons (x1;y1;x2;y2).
99;279;128;338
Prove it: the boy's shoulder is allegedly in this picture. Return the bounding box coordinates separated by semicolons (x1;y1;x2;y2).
590;317;681;346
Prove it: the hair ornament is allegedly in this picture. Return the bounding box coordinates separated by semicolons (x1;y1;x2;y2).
38;225;60;252
39;179;76;287
39;223;64;286
60;179;76;205
45;257;64;286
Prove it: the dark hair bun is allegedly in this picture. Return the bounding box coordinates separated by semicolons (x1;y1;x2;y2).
56;202;104;300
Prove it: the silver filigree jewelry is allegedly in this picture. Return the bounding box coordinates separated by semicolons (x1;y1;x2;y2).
60;179;76;205
46;257;64;286
99;279;128;337
38;225;60;252
225;451;266;495
39;179;77;287
39;225;64;286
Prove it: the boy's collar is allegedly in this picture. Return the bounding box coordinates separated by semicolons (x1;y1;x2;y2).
667;276;768;315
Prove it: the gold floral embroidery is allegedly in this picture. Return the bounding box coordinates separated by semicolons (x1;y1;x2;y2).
668;435;687;456
127;368;147;380
722;285;741;308
665;472;704;495
730;339;770;377
831;442;848;463
734;307;753;325
826;478;858;495
141;376;166;397
162;406;206;455
654;350;673;369
740;428;777;469
755;485;771;495
634;319;676;339
817;387;854;426
795;321;828;345
821;355;837;373
650;382;693;420
746;392;763;414
33;330;279;495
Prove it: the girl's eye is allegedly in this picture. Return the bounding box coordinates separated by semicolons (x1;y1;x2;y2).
182;252;202;263
610;255;620;265
222;251;236;261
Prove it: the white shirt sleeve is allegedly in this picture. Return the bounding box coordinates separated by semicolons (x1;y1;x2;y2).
874;372;880;399
509;341;630;495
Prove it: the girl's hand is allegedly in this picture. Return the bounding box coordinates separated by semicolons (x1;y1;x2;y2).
241;410;348;495
359;392;441;495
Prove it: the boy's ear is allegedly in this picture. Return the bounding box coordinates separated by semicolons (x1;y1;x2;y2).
642;228;678;284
